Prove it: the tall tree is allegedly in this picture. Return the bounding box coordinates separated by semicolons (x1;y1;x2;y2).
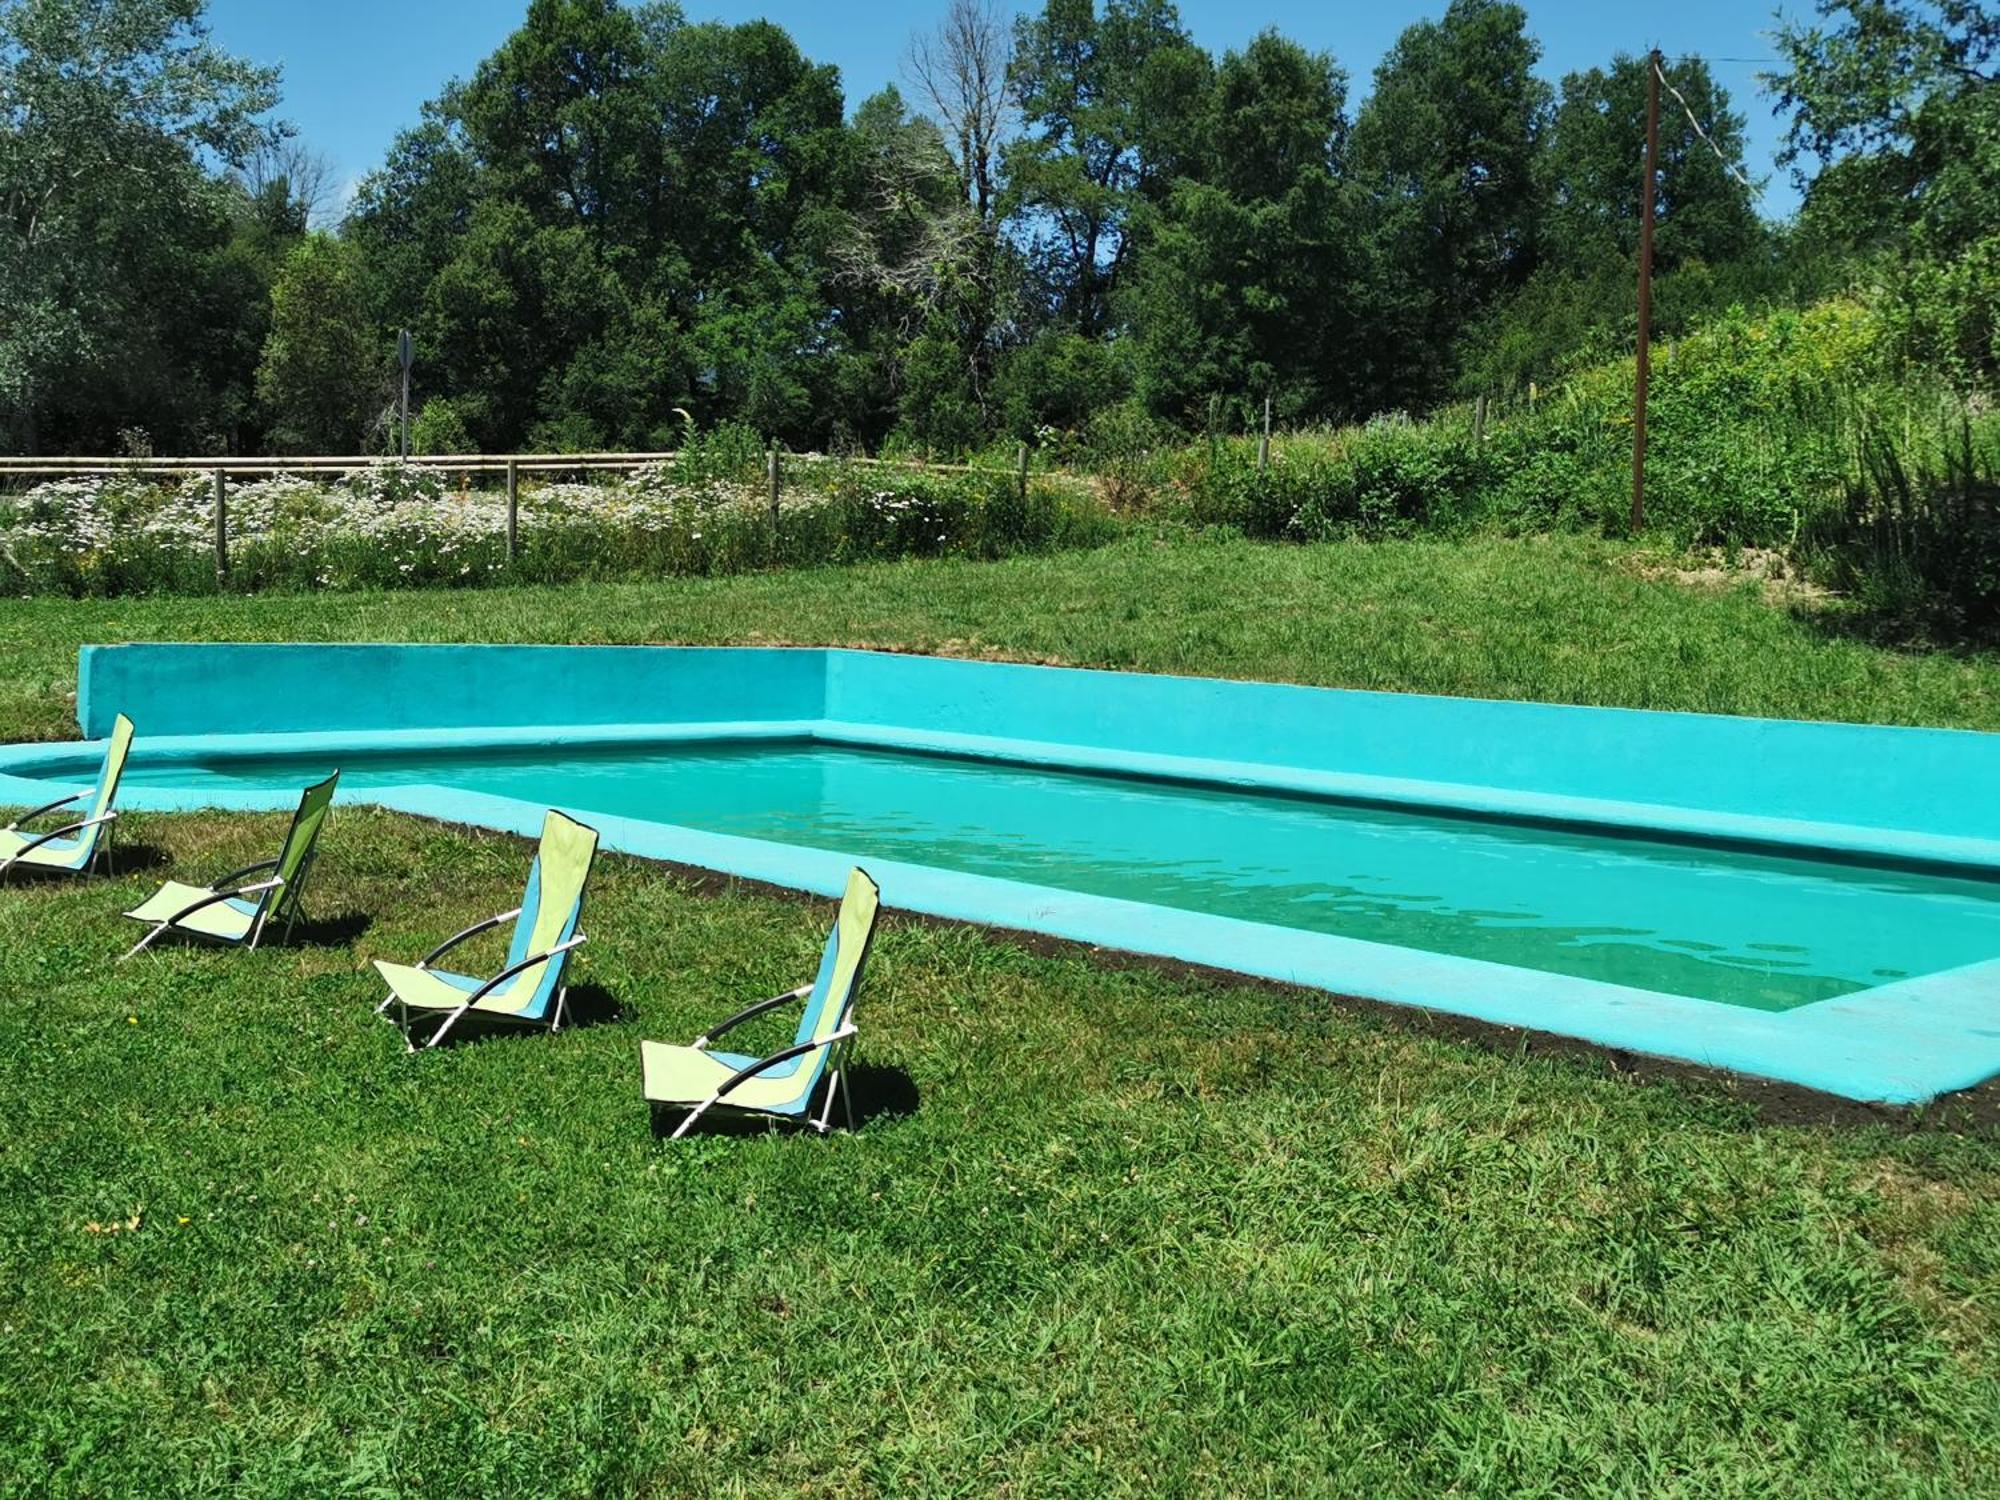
1003;0;1211;335
256;233;381;452
1542;54;1759;275
1348;0;1550;407
1124;30;1366;421
0;0;279;452
906;0;1011;225
1774;0;1998;383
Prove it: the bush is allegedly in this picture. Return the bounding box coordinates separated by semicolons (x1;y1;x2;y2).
1804;412;2000;633
0;460;1120;599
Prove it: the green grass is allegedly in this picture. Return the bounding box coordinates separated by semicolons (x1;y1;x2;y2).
5;533;2000;745
3;534;2000;1493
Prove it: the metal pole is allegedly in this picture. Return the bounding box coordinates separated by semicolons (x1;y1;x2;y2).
1016;441;1029;502
767;442;781;530
1474;393;1489;446
1632;48;1662;534
505;457;519;562
1257;393;1272;474
212;468;228;583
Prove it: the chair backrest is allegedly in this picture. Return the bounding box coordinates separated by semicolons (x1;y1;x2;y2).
791;867;881;1051
88;714;135;826
262;771;340;916
500;810;599;1019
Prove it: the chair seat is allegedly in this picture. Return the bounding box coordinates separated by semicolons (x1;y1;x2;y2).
125;881;260;942
0;824;94;871
374;959;538;1017
640;1041;818;1116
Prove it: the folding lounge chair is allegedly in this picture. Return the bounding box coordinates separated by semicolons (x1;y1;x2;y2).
374;809;598;1051
120;771;340;958
641;867;879;1139
0;713;134;881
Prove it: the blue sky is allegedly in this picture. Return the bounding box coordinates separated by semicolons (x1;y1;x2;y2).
206;0;1804;218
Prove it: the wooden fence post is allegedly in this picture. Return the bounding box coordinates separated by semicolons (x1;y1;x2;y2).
505;457;519;562
1473;393;1489;446
767;442;781;531
1016;441;1030;502
212;468;228;584
1257;393;1272;474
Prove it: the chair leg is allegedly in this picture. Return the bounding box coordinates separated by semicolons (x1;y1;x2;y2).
670;1097;718;1140
120;922;171;962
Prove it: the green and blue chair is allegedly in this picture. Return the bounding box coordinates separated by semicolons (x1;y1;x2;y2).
641;866;879;1139
121;771;340;957
0;714;134;881
374;809;599;1050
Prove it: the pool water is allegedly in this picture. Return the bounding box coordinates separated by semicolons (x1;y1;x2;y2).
122;739;2000;1011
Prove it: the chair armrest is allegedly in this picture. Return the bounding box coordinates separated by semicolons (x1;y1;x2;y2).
418;907;523;969
161;877;284;928
417;934;587;1049
3;812;116;864
693;984;814;1049
713;1024;859;1102
4;789;85;830
461;934;587;1009
209;857;278;890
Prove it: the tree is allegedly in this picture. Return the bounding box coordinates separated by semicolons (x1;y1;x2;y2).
0;0;279;451
256;234;381;452
1123;30;1367;422
1542;54;1759;276
1774;0;1999;384
1003;0;1211;334
1348;0;1550;407
237;136;340;229
906;0;1011;225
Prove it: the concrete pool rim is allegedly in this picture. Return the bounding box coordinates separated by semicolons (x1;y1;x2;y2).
3;641;1998;1108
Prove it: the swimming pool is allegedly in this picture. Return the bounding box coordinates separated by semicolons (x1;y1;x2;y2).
112;737;2000;1015
5;643;1999;1103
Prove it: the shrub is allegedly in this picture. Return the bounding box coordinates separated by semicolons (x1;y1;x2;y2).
0;460;1120;599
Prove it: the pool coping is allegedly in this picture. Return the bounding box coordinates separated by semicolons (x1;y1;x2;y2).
6;718;2000;1106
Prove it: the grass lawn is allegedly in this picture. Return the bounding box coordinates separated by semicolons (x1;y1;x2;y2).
5;533;2000;744
3;534;1998;1493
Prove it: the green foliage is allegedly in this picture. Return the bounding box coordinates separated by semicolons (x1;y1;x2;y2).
993;330;1132;438
0;461;1117;599
1775;0;2000;387
1806;410;2000;631
256;234;381;453
1347;0;1551;408
1003;0;1210;334
1542;55;1758;277
410;397;476;456
0;0;282;453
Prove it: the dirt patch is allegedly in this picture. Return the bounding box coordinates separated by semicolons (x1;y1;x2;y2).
1620;546;1835;606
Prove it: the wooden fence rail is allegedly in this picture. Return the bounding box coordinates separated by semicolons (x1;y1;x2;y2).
0;448;1048;481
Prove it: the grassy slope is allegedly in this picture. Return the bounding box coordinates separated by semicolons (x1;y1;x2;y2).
2;535;1998;1494
4;534;2000;743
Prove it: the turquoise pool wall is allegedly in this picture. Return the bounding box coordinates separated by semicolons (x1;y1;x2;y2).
76;641;2000;870
12;641;2000;1105
79;643;826;737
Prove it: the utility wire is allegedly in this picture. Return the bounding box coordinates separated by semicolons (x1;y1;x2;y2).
1655;57;1760;196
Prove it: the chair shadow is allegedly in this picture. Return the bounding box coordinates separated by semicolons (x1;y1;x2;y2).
101;843;172;878
403;981;627;1050
285;910;374;948
0;843;170;885
649;1061;920;1140
562;982;627;1029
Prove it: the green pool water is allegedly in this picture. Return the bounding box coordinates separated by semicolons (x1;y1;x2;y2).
121;739;2000;1011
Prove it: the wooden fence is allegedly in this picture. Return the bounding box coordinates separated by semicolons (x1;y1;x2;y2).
0;444;1047;583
